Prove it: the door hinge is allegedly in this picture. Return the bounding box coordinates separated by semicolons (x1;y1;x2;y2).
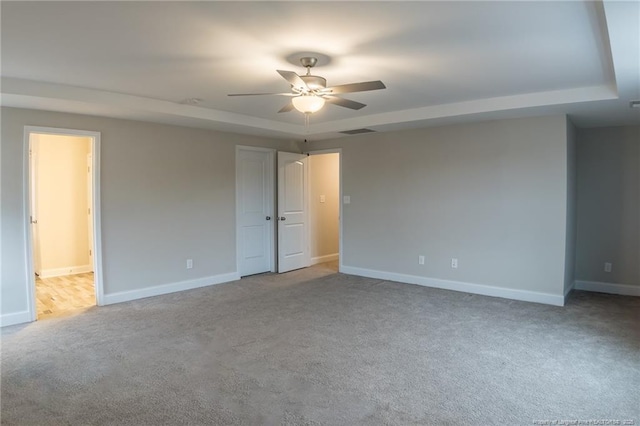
88;208;91;215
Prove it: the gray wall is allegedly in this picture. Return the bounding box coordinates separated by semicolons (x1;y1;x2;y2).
564;118;577;295
307;115;570;297
575;125;640;286
5;107;616;319
1;107;297;318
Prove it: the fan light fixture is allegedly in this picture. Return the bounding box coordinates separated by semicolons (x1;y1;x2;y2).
292;94;325;114
227;55;386;122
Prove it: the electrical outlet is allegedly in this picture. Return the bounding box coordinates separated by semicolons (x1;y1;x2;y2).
343;195;351;204
320;195;326;203
418;255;425;265
451;258;458;269
604;262;612;273
186;259;193;269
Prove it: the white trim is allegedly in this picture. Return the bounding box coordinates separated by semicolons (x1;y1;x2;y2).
341;265;565;306
103;272;240;305
306;149;343;274
1;311;32;328
38;264;93;279
311;253;339;265
305;149;343;155
89;132;104;306
3;78;616;139
25;137;37;321
23;126;104;324
574;280;640;296
235;146;276;277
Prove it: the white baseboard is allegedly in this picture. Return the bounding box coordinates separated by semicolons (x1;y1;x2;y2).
103;272;241;305
574;280;640;296
39;264;93;279
311;253;339;265
341;265;565;306
1;310;32;327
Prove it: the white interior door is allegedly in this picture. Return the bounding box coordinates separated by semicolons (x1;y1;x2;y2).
237;148;274;276
87;154;94;270
277;152;309;273
29;141;42;276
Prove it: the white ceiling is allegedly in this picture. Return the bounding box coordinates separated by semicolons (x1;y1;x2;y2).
1;1;638;140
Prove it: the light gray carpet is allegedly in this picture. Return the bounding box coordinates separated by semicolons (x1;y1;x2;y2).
2;262;639;425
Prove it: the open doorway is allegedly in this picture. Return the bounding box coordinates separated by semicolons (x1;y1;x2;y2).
25;127;103;321
308;151;341;272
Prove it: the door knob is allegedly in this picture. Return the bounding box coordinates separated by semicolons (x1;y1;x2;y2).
266;216;271;221
279;217;286;221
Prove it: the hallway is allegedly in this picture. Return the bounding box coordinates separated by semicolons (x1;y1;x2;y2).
35;272;94;319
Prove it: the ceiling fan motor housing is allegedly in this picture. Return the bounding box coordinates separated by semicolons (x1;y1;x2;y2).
300;75;326;91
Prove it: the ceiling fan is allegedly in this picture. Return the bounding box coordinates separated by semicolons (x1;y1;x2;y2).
228;57;386;114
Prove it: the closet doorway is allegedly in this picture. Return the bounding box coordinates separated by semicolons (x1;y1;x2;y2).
235;147;341;275
307;150;341;271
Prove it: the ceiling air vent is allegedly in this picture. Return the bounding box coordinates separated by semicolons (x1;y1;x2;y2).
339;128;376;135
630;100;640;109
179;98;203;105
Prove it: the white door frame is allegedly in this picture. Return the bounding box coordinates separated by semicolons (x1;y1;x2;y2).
305;149;343;273
23;126;104;321
235;145;276;275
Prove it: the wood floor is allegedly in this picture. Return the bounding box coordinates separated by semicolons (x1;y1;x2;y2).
35;272;95;320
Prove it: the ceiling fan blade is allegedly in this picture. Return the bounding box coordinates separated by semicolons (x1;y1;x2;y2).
323;95;366;110
324;80;386;94
227;92;295;97
277;70;309;91
278;102;295;113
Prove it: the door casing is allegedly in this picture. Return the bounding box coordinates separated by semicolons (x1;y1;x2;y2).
23;126;104;321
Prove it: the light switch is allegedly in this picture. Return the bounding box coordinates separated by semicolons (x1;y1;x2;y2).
343;195;351;204
320;195;326;203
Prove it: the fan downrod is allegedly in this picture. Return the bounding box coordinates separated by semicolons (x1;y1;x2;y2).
298;57;326;90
